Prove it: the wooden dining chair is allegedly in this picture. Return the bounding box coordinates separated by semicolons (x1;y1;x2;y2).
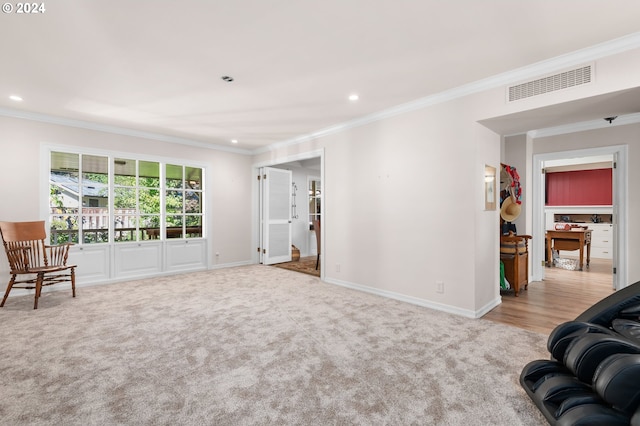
0;221;76;309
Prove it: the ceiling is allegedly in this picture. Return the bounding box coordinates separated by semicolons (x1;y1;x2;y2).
2;1;640;152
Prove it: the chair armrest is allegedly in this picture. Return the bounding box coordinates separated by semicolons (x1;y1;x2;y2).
575;280;640;326
501;233;532;242
547;321;615;360
564;334;640;384
45;243;73;266
593;353;640;414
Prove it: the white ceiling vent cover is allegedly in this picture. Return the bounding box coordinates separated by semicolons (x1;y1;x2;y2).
508;64;593;102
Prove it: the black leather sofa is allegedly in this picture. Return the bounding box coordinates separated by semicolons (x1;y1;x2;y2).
520;281;640;425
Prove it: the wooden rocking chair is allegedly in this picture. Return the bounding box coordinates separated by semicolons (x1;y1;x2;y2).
0;221;76;309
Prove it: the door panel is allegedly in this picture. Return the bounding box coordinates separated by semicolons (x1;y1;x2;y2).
262;167;292;265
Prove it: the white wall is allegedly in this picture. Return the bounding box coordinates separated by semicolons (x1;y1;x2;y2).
0;116;254;279
252;46;640;317
254;96;498;316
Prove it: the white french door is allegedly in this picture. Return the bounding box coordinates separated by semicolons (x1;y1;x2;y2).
260;167;292;265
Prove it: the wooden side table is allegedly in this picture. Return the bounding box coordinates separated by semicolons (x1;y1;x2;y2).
546;229;592;271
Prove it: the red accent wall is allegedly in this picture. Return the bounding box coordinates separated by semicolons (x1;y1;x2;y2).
546;168;612;206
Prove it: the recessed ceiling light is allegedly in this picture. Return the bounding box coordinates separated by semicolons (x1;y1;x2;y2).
231;139;238;144
348;94;359;101
9;95;23;101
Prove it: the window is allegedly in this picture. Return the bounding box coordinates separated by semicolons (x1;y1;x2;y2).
165;164;203;239
50;152;81;244
49;150;204;244
81;155;109;243
114;158;161;242
308;178;321;230
50;152;110;244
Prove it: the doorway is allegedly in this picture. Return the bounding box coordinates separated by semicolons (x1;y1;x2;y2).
532;145;628;291
252;150;324;278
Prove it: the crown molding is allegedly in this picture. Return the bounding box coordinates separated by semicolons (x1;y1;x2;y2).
0;107;253;155
255;32;640;154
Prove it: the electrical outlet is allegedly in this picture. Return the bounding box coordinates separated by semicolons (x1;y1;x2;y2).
436;281;444;294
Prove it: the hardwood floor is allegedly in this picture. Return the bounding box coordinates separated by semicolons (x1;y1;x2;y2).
483;258;615;335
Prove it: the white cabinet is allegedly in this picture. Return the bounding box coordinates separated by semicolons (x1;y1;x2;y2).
588;223;613;259
68;245;111;283
165;239;207;273
114;242;163;279
67;239;208;285
545;207;613;260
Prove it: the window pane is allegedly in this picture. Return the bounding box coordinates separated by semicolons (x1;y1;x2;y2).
50;153;81;242
82;211;108;225
50;215;79;244
82;184;108;207
82;227;108;244
166;215;183;239
185;167;202;190
185;215;202;238
185;191;201;213
139;189;160;214
114;158;136;186
140;216;160;240
82;155;108;184
50;181;79;212
308;178;321;230
139;161;160;188
114;187;137;210
50;152;80;219
185;215;201;227
166;190;183;213
186;215;202;238
166;164;183;189
81;157;108;244
51;151;79;175
114;216;138;242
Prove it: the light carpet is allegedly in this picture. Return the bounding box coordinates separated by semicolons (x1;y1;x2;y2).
0;265;549;425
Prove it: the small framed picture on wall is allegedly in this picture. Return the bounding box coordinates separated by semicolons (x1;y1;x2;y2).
484;165;496;210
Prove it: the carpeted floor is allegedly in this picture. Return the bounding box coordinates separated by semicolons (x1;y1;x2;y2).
272;255;320;277
0;265;548;425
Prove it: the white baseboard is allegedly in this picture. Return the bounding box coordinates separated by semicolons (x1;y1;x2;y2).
209;260;254;270
323;276;493;319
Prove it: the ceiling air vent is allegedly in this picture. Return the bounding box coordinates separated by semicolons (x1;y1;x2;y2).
507;64;593;102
